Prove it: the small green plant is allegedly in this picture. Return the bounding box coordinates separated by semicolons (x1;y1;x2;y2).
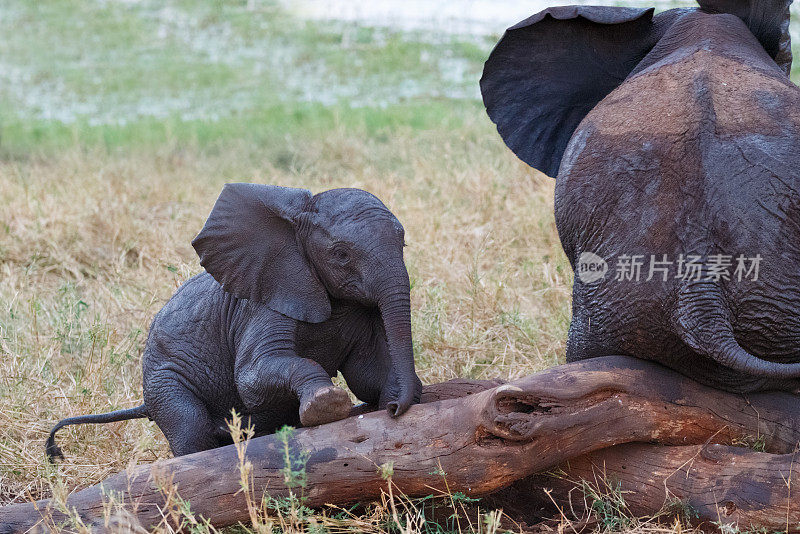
276;425;311;492
665;497;700;528
379;461;395;481
580;478;633;531
448;492;478;505
171;493;215;534
731;433;768;452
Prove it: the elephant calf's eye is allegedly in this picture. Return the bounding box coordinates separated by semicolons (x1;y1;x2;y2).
331;245;350;264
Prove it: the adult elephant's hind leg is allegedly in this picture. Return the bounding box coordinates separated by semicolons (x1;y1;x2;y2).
565;285;600;362
564;284;626;363
145;377;220;456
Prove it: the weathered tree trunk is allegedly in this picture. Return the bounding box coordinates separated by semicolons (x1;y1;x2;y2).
426;377;800;531
2;356;799;533
492;443;800;531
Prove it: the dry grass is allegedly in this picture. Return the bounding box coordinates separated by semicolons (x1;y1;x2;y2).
0;121;571;519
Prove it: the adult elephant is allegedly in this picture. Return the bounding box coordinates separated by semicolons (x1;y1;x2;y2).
481;0;800;392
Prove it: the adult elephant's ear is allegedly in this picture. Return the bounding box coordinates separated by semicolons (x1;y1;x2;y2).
192;183;331;323
774;2;793;76
697;0;792;74
481;6;686;177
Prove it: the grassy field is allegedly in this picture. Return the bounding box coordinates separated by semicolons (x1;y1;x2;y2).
1;0;797;532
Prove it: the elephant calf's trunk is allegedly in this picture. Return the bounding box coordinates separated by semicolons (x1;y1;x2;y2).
386;389;416;417
378;276;422;417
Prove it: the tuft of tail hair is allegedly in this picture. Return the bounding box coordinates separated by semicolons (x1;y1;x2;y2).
46;405;149;461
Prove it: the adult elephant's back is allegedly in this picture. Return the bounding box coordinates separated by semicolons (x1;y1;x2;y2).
553;13;800;391
556;12;800;261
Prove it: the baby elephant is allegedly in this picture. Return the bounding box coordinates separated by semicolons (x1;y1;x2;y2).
47;184;423;457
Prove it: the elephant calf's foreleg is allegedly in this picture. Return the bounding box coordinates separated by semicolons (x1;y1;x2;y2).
235;356;353;427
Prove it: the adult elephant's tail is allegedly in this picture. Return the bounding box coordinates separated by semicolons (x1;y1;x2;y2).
673;283;800;378
46;404;149;461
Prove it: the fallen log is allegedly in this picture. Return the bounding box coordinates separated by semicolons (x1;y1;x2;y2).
2;356;799;533
421;378;800;531
493;443;800;532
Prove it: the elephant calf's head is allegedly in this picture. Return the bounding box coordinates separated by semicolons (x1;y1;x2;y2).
192;183;420;417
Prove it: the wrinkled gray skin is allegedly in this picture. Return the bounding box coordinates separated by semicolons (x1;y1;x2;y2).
482;0;800;392
48;185;422;457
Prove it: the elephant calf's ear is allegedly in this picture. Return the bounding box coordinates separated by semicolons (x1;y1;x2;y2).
481;6;683;178
192;183;331;323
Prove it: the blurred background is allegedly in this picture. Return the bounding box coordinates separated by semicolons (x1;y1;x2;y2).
1;0;798;514
10;0;793;155
2;0;798;154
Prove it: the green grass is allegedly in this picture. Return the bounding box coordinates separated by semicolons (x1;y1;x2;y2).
0;0;492;157
0;99;483;157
